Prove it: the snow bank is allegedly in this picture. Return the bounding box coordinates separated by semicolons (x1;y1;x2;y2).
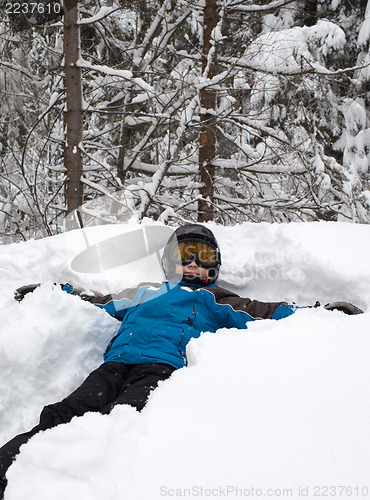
1;221;370;499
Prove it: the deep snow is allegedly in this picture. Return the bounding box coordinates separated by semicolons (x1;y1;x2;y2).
1;220;370;500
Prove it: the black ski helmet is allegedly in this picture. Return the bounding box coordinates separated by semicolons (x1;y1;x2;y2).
161;224;222;285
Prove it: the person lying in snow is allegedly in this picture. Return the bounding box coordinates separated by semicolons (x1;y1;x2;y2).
0;223;363;498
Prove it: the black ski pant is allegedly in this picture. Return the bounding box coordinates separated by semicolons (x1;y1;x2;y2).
0;361;175;498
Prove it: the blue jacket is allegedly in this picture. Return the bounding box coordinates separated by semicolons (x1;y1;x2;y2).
82;280;297;370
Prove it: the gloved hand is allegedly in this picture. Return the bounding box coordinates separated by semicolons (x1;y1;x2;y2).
14;283;75;302
14;284;41;302
324;301;363;315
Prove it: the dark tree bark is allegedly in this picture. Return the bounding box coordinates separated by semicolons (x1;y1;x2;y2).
303;0;317;26
63;0;83;218
198;0;218;222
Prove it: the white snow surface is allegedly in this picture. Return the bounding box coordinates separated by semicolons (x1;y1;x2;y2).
1;220;370;499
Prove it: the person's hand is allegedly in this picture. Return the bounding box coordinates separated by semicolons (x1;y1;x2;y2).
14;284;40;302
14;283;79;302
324;301;363;315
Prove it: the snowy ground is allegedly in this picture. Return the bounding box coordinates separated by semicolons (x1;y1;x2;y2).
1;220;370;500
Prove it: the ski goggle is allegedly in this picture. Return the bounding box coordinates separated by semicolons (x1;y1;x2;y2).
171;240;218;268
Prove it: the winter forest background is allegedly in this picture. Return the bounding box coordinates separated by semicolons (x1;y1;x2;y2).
0;0;370;243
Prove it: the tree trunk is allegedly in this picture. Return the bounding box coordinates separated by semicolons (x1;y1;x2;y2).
303;0;317;26
63;0;83;219
198;0;218;222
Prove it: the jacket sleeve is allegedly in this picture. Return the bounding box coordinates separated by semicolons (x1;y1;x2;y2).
64;282;162;321
205;286;298;329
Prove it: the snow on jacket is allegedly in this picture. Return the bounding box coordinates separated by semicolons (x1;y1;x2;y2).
81;280;297;370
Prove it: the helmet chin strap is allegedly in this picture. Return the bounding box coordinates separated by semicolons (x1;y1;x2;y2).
182;274;213;286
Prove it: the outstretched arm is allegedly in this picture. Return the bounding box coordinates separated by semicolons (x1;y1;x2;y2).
209;289;364;331
14;281;164;321
14;282;132;320
205;286;298;330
